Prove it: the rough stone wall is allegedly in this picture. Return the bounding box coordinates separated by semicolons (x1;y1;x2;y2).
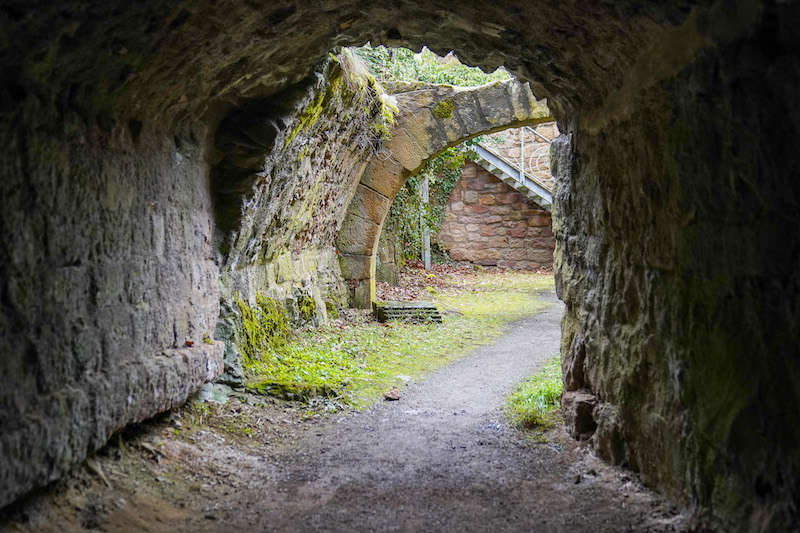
0;112;224;506
375;220;402;285
554;7;800;528
439;162;553;268
210;52;391;384
213;53;386;317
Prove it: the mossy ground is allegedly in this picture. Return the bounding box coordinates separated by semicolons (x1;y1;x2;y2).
237;268;554;410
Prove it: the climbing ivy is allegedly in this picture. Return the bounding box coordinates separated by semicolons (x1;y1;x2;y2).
388;140;482;262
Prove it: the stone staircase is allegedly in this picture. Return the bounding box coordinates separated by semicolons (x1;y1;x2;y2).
472;143;553;210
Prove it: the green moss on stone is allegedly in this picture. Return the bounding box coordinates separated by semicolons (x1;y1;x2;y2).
284;73;344;148
297;293;317;321
234;292;291;369
325;300;339;319
433;99;455;119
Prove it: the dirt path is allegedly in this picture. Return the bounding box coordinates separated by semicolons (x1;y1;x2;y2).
202;293;683;532
2;293;685;532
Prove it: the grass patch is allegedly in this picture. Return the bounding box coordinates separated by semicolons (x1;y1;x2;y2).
238;272;554;409
505;355;563;429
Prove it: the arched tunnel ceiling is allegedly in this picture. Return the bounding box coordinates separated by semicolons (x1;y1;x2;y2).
1;1;703;129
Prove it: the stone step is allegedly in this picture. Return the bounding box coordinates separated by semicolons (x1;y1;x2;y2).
373;301;443;323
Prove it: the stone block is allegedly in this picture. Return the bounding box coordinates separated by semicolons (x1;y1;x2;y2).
336;213;381;255
488;236;509;248
504;248;526;260
497;192;519;204
388;127;427;172
466;177;487;190
530;214;551;227
338;253;371;280
451;91;489;135
464;191;478;204
465;204;489;214
359;156;405;198
479;194;496;205
450;201;464;212
461;164;477;179
348;184;391;225
475;83;514;126
399;107;448;157
526;248;553;263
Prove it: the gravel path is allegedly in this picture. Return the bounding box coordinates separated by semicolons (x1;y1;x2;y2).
224;293;684;532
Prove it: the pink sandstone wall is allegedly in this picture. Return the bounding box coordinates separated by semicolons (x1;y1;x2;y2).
438;162;554;269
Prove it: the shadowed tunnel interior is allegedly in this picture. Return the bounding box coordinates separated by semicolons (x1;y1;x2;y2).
0;1;798;530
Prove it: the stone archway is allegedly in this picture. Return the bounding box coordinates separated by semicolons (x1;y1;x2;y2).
0;2;798;528
336;80;552;307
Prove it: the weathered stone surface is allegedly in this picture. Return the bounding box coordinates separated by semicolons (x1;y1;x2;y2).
338;254;372;281
337;213;382;256
347;184;392;225
359;157;405;199
562;391;598;441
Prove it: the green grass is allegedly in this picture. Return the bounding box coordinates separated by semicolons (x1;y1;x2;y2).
505;355;563;429
241;272;554;409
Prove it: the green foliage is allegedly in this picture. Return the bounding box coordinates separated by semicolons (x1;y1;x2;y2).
352;45;510;87
297;293;317;322
505;355;563;429
246;342;362;401
388;140;480;262
234;273;553;409
307;272;551;407
235;292;360;402
325;300;339;319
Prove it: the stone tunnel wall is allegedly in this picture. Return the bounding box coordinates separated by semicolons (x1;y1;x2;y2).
553;8;800;529
0;104;224;506
214;52;389;307
0;2;798;530
438;161;553;269
210;52;392;382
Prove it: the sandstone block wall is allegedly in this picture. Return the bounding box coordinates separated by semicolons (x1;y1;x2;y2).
439;162;553;268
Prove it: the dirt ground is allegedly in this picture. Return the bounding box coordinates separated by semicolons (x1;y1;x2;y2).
1;289;688;532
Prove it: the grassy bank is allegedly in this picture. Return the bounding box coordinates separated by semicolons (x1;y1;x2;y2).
241;270;554;409
505;355;563;430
